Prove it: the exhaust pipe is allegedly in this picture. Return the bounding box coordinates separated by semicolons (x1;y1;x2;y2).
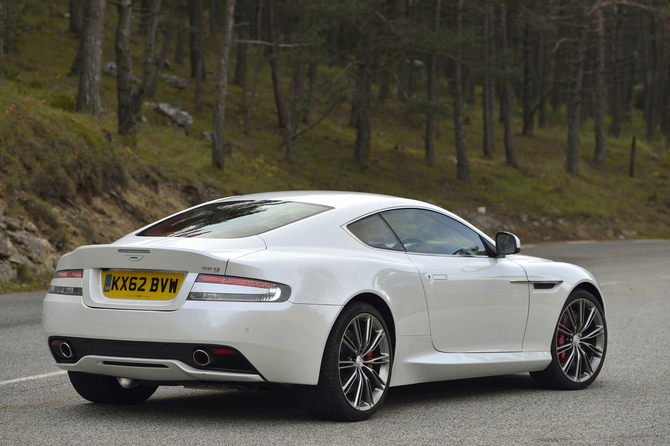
193;349;214;367
59;341;74;359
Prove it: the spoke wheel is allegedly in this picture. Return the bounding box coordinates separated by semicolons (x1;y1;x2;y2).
531;289;607;390
295;302;393;421
339;312;391;411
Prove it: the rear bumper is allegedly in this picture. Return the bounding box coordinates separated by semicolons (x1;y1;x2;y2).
43;293;342;385
54;355;266;384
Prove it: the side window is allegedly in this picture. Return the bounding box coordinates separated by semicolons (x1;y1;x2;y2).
381;209;488;256
347;214;404;251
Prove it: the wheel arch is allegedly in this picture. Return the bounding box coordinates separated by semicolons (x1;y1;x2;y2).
573;281;605;314
347;292;397;353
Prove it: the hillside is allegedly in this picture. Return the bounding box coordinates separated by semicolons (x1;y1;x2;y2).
1;2;669;291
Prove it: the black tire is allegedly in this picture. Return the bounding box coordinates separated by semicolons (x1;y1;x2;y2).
531;289;607;390
68;371;158;404
295;302;393;421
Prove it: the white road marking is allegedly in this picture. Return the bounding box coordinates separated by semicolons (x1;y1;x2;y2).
599;281;622;286
0;370;67;386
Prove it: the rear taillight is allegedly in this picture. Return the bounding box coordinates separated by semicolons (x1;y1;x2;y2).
49;269;83;295
53;269;83;279
187;274;290;302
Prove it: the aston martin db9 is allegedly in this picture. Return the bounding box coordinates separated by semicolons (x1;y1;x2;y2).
43;191;607;421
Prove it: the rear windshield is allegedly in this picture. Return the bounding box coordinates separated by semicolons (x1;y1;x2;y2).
138;200;332;239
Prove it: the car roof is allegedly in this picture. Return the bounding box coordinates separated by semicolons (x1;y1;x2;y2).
213;190;430;211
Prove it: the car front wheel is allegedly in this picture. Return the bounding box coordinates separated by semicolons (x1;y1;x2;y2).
531;289;607;390
68;371;158;404
296;302;392;421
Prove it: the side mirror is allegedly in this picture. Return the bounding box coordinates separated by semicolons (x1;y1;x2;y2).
496;232;521;256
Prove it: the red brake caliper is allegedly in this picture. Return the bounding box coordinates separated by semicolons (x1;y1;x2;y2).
557;316;567;364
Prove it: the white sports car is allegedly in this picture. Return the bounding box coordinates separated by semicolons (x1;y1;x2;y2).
43;191;607;421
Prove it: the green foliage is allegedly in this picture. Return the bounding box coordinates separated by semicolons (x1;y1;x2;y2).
0;87;127;206
22;195;69;249
15;264;34;283
2;65;21;81
49;94;77;112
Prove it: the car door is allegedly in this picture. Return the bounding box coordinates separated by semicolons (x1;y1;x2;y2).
380;209;530;353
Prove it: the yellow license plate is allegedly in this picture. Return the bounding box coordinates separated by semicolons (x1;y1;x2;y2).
102;271;184;300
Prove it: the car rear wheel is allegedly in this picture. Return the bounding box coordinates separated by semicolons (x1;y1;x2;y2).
296;302;392;421
531;289;607;390
68;371;158;404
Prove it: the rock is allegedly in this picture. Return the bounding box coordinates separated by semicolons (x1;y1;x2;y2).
8;231;56;265
4;217;20;231
24;221;38;232
102;62;139;83
8;250;34;269
166;75;187;90
144;102;158;109
155;102;194;127
203;131;212;142
0;262;15;281
0;201;4;218
0;233;14;258
103;62;118;77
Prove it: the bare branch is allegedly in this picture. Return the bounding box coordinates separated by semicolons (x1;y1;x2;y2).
234;39;312;48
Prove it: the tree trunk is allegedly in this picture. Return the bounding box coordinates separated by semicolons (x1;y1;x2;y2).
396;0;407;100
500;4;517;168
522;21;534;135
210;0;218;36
212;0;236;169
537;0;549;129
353;20;376;167
425;0;441;164
285;61;304;162
268;0;288;128
551;48;563;114
233;0;249;88
115;0;135;137
69;0;90;76
3;0;13;55
644;7;662;142
453;0;469;183
482;3;495;158
174;0;187;65
594;3;606;167
243;0;264;136
147;0;178;98
0;1;4;86
608;6;622;137
76;0;106;116
566;0;586;175
303;62;317;125
138;0;152;35
132;0;162;117
194;0;204;112
377;53;390;104
69;0;83;36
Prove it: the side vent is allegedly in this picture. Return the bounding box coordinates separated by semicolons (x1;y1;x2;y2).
533;281;563;290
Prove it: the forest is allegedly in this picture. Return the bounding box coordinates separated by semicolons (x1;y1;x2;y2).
0;0;670;260
2;0;668;179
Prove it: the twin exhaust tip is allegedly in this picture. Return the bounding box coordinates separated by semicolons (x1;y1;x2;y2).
192;349;214;367
59;341;74;359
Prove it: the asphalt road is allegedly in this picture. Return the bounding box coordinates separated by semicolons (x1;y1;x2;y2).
1;240;669;445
